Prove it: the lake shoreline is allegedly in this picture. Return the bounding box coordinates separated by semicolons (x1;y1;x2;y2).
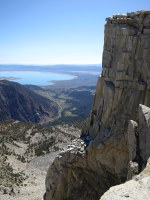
0;70;77;86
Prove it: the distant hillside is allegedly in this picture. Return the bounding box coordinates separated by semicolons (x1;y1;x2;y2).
0;80;58;123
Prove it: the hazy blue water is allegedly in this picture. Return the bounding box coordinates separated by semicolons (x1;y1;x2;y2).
0;71;74;86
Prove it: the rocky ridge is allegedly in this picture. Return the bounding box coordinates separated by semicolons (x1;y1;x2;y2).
0;80;58;123
44;10;150;200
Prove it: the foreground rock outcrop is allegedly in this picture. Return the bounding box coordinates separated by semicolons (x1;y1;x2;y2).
100;159;150;200
100;104;150;200
44;10;150;200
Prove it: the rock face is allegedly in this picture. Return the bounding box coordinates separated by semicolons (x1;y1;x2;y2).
127;105;150;176
0;80;58;123
44;11;150;200
101;158;150;200
127;104;150;180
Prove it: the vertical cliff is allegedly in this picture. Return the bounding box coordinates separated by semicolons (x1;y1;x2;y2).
44;11;150;200
85;10;150;138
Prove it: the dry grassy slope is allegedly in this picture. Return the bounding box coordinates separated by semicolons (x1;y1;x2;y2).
0;120;81;200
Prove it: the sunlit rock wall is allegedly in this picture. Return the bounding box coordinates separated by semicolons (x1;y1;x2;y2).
44;11;150;200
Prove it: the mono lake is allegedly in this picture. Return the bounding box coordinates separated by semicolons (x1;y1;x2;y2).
0;71;74;86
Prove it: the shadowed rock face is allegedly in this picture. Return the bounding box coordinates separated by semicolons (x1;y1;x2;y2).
0;80;58;123
101;105;150;200
44;11;150;200
100;159;150;200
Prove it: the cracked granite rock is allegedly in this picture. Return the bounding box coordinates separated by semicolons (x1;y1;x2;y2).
44;11;150;200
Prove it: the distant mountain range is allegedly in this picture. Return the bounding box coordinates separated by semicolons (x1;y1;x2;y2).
0;80;58;123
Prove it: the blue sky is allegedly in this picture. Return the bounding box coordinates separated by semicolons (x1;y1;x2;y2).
0;0;150;65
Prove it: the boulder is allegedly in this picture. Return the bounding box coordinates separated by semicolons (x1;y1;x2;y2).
100;158;150;200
